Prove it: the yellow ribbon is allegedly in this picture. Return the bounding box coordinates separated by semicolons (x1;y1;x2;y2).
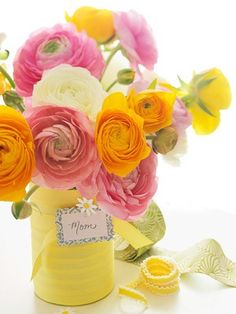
31;216;152;280
118;256;180;310
128;256;180;295
112;217;153;250
31;227;56;280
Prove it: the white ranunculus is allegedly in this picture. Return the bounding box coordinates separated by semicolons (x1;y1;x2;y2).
32;64;107;121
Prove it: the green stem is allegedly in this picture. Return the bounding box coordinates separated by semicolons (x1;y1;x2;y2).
0;65;15;88
106;79;118;92
16;102;25;113
100;44;121;81
106;44;121;66
25;185;40;201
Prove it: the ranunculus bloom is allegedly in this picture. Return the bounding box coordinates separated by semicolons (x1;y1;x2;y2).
32;64;106;122
128;89;175;133
0;106;35;201
114;10;158;70
95;92;151;177
96;152;158;220
66;6;115;44
13;23;105;97
25;105;99;190
185;68;231;135
172;98;192;136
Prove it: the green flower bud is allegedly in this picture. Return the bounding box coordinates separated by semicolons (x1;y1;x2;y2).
0;49;9;60
3;90;24;111
152;127;178;154
11;201;32;220
117;68;135;85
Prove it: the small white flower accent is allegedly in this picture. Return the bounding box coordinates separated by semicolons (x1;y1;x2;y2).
76;197;98;216
55;308;75;314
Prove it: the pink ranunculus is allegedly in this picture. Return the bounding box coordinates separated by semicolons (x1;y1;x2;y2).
114;10;158;70
173;98;192;135
25;105;99;190
96;152;158;221
14;23;105;97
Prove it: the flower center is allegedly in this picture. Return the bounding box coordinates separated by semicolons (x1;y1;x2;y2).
42;40;60;53
83;203;90;209
109;126;129;150
144;102;152;109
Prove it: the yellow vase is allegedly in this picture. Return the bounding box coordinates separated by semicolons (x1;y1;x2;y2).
30;187;114;306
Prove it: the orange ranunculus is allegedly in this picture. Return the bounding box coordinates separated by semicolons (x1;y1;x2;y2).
95;92;151;177
128;89;176;133
65;6;115;44
0;105;35;201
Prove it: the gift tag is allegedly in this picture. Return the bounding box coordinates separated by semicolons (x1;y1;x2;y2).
55;198;113;246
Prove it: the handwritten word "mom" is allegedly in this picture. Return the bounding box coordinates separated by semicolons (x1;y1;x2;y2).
69;221;97;235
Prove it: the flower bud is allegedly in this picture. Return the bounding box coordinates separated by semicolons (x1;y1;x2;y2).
11;201;32;219
152;127;178;154
117;69;135;85
0;49;9;60
2;90;24;110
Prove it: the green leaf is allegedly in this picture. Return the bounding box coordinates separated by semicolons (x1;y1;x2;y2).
148;78;157;90
181;95;193;108
197;77;216;90
197;98;215;117
177;75;189;90
192;71;207;83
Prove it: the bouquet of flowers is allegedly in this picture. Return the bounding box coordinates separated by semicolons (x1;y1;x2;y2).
0;5;232;307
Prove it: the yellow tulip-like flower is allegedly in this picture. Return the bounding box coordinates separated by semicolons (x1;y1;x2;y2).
0;65;11;95
128;89;176;133
95;92;151;177
65;6;115;44
182;68;231;135
0;106;35;201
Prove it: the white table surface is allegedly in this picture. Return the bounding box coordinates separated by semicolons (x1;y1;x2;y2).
1;203;236;314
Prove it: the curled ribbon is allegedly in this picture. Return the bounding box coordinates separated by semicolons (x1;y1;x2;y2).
118;256;180;313
128;256;180;295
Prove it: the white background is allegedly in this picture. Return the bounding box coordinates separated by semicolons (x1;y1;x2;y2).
0;0;236;313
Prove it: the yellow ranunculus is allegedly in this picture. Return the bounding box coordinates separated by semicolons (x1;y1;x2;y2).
128;89;176;133
95;92;151;177
65;6;115;44
182;68;231;135
0;65;11;95
188;103;220;135
0;106;35;201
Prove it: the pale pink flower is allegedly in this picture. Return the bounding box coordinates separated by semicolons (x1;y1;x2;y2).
172;98;192;135
25;105;99;190
114;10;158;70
96;152;158;221
14;23;105;97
